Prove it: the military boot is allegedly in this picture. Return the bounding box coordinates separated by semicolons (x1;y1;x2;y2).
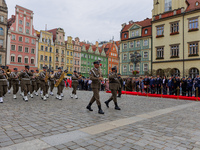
114;102;121;110
98;105;104;114
86;103;93;111
104;100;111;108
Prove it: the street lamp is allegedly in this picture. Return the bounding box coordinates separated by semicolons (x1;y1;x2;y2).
130;52;141;76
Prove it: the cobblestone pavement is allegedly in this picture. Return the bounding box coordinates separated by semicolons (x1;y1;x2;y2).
0;88;200;150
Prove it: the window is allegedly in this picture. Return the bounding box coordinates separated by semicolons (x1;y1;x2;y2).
145;29;148;34
45;56;48;61
56;66;58;69
131;31;134;37
19;27;22;32
123;65;127;72
165;0;172;12
26;22;29;26
40;55;43;60
144;40;148;46
78;61;79;65
11;45;15;51
25;58;28;64
62;50;64;54
196;2;199;6
32;39;35;44
144;52;148;58
19;20;23;24
61;58;64;62
26;29;29;34
25;47;29;53
0;40;3;48
136;64;140;71
67;51;69;55
25;38;29;43
157;47;164;59
130;65;133;72
49;56;52;62
19;37;23;42
123;54;127;60
136;30;139;36
56;49;59;53
31;58;34;64
88;62;90;65
189;18;198;30
45;47;48;52
70;67;72;72
123;43;127;49
190;68;199;78
144;64;148;71
31;49;35;54
130;42;134;48
12;35;16;40
171;22;179;33
70;52;72;56
157;26;164;36
171;45;179;57
136;41;140;47
189;42;198;55
0;27;3;35
18;46;22;52
67;59;69;63
40;64;43;69
0;16;4;22
56;57;58;61
11;56;15;62
18;56;22;63
50;47;52;52
124;34;127;38
41;46;44;51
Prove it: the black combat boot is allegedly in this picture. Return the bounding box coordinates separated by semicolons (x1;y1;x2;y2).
98;105;104;114
86;103;93;111
117;95;121;98
114;102;121;110
104;100;111;108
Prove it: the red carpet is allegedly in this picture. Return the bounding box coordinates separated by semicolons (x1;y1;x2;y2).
106;91;199;101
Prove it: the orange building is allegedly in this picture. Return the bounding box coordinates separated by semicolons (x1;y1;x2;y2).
104;41;120;74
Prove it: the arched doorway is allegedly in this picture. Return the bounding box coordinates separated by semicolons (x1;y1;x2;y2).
170;68;180;77
189;68;199;79
156;69;164;77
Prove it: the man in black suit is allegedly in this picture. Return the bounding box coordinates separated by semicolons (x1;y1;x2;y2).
155;75;162;94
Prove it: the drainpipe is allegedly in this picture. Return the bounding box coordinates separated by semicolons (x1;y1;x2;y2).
5;24;8;66
183;12;185;77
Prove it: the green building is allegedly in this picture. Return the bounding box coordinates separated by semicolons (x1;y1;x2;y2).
80;43;108;78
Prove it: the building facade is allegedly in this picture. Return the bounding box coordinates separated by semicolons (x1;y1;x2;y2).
73;37;81;73
80;42;108;78
0;0;7;65
48;28;65;71
152;0;200;78
37;30;55;71
120;18;152;77
65;36;74;75
7;5;38;70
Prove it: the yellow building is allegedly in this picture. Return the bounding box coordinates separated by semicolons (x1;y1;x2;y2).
152;0;200;78
65;36;74;75
37;30;55;71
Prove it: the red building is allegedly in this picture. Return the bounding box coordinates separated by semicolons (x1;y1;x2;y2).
7;5;38;71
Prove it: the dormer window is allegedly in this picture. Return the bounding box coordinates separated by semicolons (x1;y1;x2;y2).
136;30;139;36
145;29;148;34
196;2;199;6
165;0;172;12
124;34;127;38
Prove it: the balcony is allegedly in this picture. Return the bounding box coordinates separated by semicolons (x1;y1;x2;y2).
55;53;59;57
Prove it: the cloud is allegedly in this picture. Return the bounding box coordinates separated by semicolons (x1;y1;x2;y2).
6;0;153;43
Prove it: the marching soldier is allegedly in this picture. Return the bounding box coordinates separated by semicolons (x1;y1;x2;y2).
117;73;123;98
0;66;8;103
6;66;11;94
187;76;193;97
105;67;121;110
86;61;104;114
35;69;40;96
39;67;49;101
30;70;37;98
54;67;65;100
10;68;19;99
49;71;55;96
181;77;187;96
71;71;80;99
19;66;32;101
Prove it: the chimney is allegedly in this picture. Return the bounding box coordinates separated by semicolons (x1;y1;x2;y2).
129;20;134;24
95;41;99;47
121;23;126;28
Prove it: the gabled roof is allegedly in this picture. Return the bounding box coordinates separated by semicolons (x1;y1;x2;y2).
186;0;200;12
48;28;57;41
7;15;15;28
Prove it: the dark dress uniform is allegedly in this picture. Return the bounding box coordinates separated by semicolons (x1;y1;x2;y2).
19;66;32;101
39;70;49;100
0;67;7;103
71;71;79;99
174;77;181;95
105;70;121;110
54;70;65;100
162;78;168;95
149;78;155;94
86;61;104;114
117;74;123;97
187;78;193;97
167;78;174;95
155;77;162;94
143;77;150;93
181;78;187;96
10;69;19;99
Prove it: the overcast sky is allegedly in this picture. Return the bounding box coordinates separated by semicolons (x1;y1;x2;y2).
6;0;153;43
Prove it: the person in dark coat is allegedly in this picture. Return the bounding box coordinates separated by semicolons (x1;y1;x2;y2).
155;75;162;94
187;77;193;97
143;75;150;93
117;73;123;98
135;78;139;92
162;76;168;95
181;77;187;96
174;76;181;96
149;76;155;94
167;77;174;95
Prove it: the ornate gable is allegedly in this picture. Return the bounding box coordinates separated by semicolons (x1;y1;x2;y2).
88;45;93;53
82;45;86;52
95;48;100;55
101;49;106;56
129;24;141;30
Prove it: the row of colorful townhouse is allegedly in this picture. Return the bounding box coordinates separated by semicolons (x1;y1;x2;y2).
120;0;200;78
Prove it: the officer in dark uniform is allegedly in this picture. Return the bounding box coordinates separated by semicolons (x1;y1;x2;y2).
195;74;200;97
143;75;150;93
149;76;155;94
187;76;193;97
167;77;173;95
181;77;187;96
155;75;162;94
117;73;123;98
135;78;139;92
174;76;181;95
105;67;121;110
